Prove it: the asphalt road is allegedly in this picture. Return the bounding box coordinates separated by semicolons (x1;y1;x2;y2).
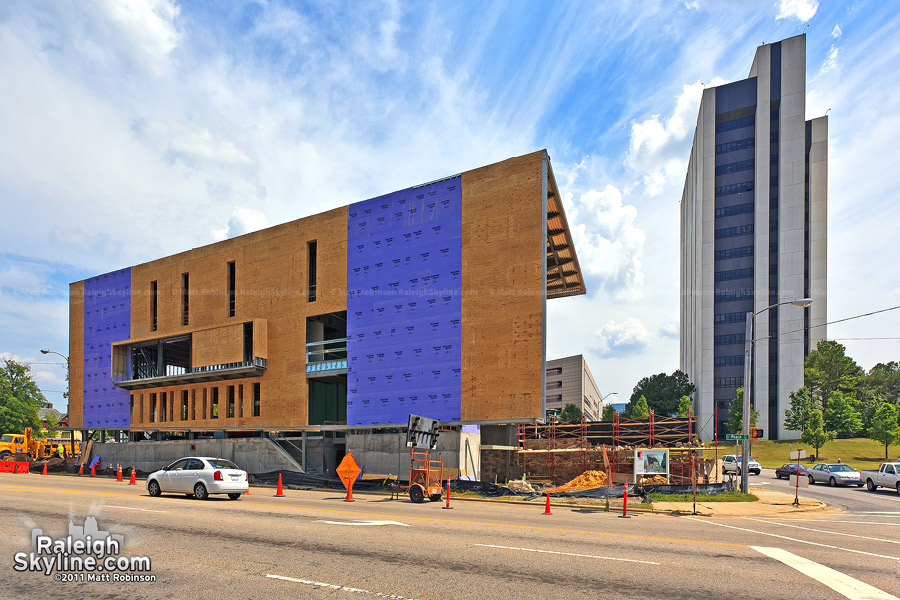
1;473;898;600
758;467;900;513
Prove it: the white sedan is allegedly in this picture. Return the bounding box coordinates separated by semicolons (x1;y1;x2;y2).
147;457;249;500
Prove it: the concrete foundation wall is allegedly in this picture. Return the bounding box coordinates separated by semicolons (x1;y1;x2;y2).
90;438;303;474
345;430;480;480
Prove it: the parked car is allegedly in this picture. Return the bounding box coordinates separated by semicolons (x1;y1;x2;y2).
722;454;761;476
807;463;863;487
147;457;249;500
775;463;808;479
860;463;900;494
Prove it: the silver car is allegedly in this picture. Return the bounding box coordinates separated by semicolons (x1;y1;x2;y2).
147;457;249;500
807;463;863;487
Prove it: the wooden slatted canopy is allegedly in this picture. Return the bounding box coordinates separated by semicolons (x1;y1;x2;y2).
546;162;586;299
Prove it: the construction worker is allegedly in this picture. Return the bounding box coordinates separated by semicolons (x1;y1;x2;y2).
837;458;841;463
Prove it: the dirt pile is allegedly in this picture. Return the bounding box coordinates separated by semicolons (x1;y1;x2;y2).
638;475;668;485
545;470;609;492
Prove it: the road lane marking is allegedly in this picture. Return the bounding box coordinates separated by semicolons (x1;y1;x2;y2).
751;546;899;600
474;543;660;564
744;517;900;545
0;482;746;549
761;519;900;526
101;505;168;513
852;512;900;515
266;574;418;599
317;520;409;526
686;517;900;561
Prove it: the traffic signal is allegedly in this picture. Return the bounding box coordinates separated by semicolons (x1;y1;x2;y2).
750;427;764;439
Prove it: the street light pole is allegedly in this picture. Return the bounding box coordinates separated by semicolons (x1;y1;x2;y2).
740;298;812;494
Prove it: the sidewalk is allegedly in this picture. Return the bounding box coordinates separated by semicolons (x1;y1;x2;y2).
648;485;830;516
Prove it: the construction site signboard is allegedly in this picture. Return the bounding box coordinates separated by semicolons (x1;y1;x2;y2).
336;452;362;491
634;449;669;476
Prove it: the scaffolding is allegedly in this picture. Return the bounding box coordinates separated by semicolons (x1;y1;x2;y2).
517;413;703;485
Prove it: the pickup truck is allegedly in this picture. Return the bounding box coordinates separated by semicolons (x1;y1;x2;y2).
861;463;900;494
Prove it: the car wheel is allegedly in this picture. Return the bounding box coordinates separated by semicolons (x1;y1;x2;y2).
148;480;161;497
828;477;837;487
896;482;900;496
808;475;815;485
194;482;208;500
228;493;241;500
0;451;12;461
409;485;424;503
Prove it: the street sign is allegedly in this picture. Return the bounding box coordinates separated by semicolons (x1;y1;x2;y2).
790;474;809;488
790;449;807;460
726;434;749;440
336;452;362;491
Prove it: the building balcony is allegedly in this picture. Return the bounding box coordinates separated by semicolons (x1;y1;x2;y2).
113;357;267;390
306;337;348;377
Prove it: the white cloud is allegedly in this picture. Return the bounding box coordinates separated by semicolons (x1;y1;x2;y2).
626;79;725;196
564;185;645;300
595;318;650;358
775;0;818;21
212;206;270;241
820;45;840;74
831;24;842;39
660;321;679;339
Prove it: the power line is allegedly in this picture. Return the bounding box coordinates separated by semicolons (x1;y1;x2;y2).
779;304;900;338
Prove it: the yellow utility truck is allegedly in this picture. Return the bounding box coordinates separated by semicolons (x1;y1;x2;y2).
0;428;80;461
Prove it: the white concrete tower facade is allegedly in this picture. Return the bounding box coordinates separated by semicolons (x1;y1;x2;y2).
680;34;827;441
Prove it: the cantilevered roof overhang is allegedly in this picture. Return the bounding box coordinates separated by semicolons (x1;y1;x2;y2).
546;161;586;299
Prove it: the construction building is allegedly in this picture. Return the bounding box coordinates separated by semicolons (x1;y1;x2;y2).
680;34;828;440
67;151;587;474
544;355;604;420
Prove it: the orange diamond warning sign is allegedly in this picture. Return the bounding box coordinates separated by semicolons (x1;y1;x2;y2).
336;452;361;490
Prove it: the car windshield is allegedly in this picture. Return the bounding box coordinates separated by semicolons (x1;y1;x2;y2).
207;459;239;469
0;435;13;443
829;464;854;472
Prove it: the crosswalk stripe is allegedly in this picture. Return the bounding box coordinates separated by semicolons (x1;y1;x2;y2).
751;546;898;600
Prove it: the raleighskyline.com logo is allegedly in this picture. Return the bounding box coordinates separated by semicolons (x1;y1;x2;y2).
13;516;155;582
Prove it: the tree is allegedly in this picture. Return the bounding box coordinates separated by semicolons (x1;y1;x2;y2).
558;403;583;423
801;409;835;459
863;362;900;403
869;402;900;459
859;392;884;437
0;359;46;434
784;387;815;433
42;412;60;437
601;404;618;422
677;395;693;418
628;370;696;417
726;387;758;434
823;391;863;439
628;395;649;420
804;340;863;412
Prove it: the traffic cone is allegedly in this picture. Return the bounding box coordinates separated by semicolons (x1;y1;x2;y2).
244;485;250;495
78;464;83;476
129;467;136;485
42;462;47;475
543;491;552;515
274;473;284;497
90;463;95;477
117;465;123;482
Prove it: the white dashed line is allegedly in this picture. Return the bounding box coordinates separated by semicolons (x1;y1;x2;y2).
266;574;419;599
100;505;168;513
751;546;899;600
475;543;660;564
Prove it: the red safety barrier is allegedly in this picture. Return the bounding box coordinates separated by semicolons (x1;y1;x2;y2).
0;461;31;474
442;478;452;510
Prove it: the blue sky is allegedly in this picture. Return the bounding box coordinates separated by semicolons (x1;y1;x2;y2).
1;0;898;413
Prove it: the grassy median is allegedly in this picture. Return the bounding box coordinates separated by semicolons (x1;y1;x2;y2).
708;438;897;470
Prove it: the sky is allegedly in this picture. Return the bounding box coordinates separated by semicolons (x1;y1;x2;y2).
1;0;899;415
